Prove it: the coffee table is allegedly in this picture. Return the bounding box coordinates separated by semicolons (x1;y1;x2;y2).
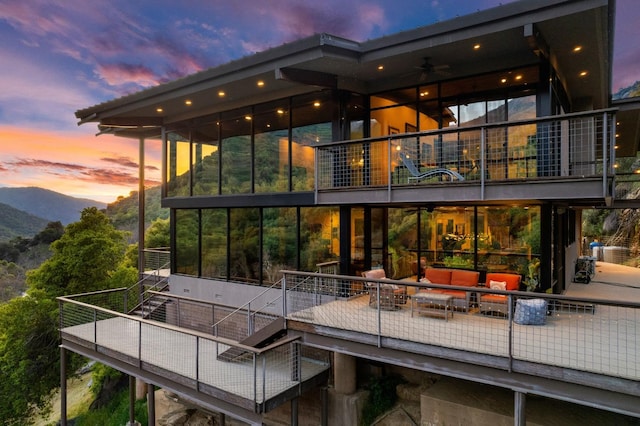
411;292;454;321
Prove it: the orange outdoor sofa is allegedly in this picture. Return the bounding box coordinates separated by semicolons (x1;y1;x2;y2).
478;272;522;315
416;267;480;312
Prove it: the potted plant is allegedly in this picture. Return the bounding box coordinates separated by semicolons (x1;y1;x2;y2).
525;258;540;292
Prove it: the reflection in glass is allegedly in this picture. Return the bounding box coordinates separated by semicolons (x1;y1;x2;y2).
167;132;191;197
300;207;339;272
201;209;227;279
175;209;198;276
229;208;259;282
263;208;297;284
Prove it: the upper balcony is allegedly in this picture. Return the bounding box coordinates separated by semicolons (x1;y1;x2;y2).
315;109;617;206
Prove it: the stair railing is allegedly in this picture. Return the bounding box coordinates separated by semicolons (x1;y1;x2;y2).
125;261;170;316
211;274;316;341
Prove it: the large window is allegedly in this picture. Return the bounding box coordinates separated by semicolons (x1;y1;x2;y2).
201;209;227;279
262;207;297;284
254;102;290;193
166;131;191;197
221;108;252;195
175;209;199;276
229;208;260;282
385;205;540;279
192;120;220;196
299;207;339;272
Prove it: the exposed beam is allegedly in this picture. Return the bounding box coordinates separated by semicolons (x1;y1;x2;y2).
276;67;337;88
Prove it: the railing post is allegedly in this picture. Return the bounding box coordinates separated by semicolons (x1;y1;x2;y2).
387;136;392;202
93;309;97;350
480;127;486;200
602;111;608;197
253;353;257;405
196;337;200;388
138;320;142;368
262;354;267;405
508;295;514;372
282;275;287;317
377;283;382;348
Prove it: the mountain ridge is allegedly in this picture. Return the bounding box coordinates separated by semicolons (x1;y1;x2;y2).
0;187;107;227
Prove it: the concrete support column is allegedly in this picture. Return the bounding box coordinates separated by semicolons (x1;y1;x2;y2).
514;391;526;426
136;379;147;399
333;352;356;394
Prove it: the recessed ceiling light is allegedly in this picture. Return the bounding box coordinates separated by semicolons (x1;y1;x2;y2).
377;65;384;71
573;46;582;52
515;75;523;80
473;44;481;50
313;101;321;107
420;91;429;97
185;100;192;106
277;109;284;114
218;91;226;97
579;71;588;77
501;78;507;84
244;115;252;121
257;80;265;87
156;107;163;113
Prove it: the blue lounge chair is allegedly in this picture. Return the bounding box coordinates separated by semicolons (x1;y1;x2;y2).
398;151;465;183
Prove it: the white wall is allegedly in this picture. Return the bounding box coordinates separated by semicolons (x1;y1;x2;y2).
169;275;283;316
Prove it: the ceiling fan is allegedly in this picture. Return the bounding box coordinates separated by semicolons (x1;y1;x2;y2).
415;57;451;80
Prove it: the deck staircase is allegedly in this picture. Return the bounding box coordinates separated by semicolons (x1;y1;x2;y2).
217;316;287;362
126;271;170;319
129;290;170;318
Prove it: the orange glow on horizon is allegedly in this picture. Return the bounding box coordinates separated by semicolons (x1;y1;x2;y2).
0;126;162;203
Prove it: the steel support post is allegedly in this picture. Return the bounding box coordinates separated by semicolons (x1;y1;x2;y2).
147;383;155;426
514;391;526;426
60;346;67;426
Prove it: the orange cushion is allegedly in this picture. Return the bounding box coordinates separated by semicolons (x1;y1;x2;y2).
450;270;479;287
424;268;451;284
485;273;521;291
438;289;468;299
480;294;508;303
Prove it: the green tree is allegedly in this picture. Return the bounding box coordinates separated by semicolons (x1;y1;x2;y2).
0;207;131;424
0;290;59;424
145;217;170;248
32;221;65;245
27;207;129;298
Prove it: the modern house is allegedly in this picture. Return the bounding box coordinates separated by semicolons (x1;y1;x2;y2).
60;0;640;424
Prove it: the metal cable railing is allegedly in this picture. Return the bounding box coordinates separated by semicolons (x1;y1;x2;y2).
316;109;616;193
58;291;329;409
281;270;640;386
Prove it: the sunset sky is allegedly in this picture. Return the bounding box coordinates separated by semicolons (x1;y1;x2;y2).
1;0;638;203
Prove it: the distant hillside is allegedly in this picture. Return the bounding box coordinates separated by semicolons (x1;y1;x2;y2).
613;81;640;100
0;202;50;241
0;187;106;225
104;186;168;242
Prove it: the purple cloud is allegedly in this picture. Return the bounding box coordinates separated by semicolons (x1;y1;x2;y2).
3;157;160;187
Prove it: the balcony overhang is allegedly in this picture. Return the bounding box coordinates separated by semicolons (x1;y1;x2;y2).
75;0;613;140
315;178;610;207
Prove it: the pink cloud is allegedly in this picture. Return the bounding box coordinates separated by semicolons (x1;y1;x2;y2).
97;63;161;88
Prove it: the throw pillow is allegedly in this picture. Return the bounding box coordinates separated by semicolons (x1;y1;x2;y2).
489;280;507;291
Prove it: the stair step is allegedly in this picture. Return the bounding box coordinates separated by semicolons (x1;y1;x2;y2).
217;317;286;362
